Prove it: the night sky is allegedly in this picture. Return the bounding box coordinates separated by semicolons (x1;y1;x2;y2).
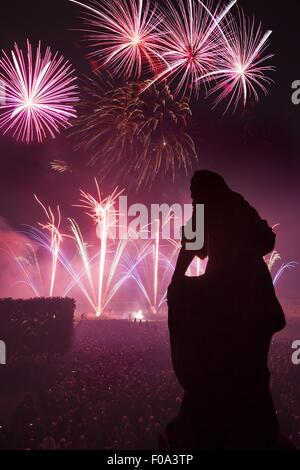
0;0;299;302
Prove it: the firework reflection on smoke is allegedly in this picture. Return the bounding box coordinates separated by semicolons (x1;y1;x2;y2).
0;40;78;143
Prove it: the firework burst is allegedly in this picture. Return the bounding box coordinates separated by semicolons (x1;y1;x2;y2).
70;0;274;109
50;160;72;173
72;74;197;188
0;40;78;143
199;9;275;111
69;0;164;78
148;0;237;98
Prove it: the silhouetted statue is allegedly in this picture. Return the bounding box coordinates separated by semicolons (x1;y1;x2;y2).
167;170;286;450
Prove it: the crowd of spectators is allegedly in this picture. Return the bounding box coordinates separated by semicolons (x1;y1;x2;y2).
0;317;299;450
0;298;74;356
0;320;181;449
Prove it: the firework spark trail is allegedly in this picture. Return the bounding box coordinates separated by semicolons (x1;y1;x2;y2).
26;219;132;312
67;217;137;314
0;40;78;143
70;0;238;98
198;9;274;111
77;180;124;316
273;262;298;286
186;255;205;276
0;244;42;297
68;218;96;305
114;238;162;312
34;195;64;297
266;250;281;272
50;160;72;173
96;229;147;310
24;224;97;307
152;218;159;313
57;254;97;310
168;238;206;277
69;0;165;78
143;0;237;97
2;220;296;313
122;245;155;308
66;214;295;311
3;187;294;314
265;227;297;286
151;211;180;312
13;244;43;296
125;214;181;313
72;76;197;189
70;0;274;109
104;234;134;303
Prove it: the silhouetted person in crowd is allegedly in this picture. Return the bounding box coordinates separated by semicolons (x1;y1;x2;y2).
167;170;286;449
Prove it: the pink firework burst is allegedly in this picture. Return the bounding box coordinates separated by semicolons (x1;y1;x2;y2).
200;9;275;111
147;0;237;98
0;40;78;143
69;0;164;79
